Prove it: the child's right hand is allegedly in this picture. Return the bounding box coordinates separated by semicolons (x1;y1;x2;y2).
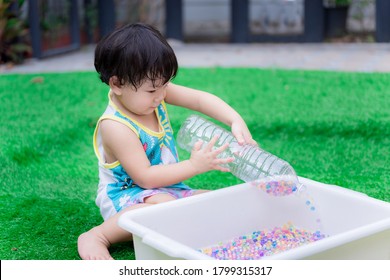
189;135;234;174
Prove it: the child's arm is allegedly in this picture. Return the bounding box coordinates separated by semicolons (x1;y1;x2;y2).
100;120;234;189
165;83;257;146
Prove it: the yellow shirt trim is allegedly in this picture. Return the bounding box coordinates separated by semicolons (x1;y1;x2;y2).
108;91;165;138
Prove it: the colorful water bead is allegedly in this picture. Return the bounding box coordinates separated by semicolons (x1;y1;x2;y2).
257;179;298;196
198;223;327;260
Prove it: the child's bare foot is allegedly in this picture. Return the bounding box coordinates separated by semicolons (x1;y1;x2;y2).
78;227;114;260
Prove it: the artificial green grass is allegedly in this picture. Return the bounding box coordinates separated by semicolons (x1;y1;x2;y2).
0;68;389;260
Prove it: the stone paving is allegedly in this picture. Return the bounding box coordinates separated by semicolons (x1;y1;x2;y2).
2;42;390;74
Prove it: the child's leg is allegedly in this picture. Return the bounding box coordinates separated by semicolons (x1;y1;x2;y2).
144;193;176;204
193;189;210;195
78;203;147;260
78;194;175;260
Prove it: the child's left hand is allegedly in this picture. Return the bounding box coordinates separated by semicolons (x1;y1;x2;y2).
231;119;258;146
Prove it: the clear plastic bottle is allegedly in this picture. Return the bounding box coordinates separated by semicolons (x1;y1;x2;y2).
177;115;325;233
177;114;301;188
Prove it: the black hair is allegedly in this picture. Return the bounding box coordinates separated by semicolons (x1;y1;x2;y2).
94;23;178;89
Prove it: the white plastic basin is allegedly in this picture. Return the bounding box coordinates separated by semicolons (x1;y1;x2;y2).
118;177;390;260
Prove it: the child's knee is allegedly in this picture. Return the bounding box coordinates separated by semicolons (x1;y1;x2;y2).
144;193;176;204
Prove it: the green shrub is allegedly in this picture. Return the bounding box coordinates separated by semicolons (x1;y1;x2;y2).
0;0;31;64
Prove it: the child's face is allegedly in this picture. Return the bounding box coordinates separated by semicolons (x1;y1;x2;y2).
116;79;168;116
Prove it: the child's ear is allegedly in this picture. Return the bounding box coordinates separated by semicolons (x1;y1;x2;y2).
109;76;122;95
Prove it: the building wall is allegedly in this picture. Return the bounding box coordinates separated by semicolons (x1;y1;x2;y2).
182;0;375;39
112;0;375;41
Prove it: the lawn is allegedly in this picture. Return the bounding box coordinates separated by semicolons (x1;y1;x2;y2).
0;68;389;260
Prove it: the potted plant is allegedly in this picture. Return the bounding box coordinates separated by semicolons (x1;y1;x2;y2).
323;0;352;38
0;0;31;65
